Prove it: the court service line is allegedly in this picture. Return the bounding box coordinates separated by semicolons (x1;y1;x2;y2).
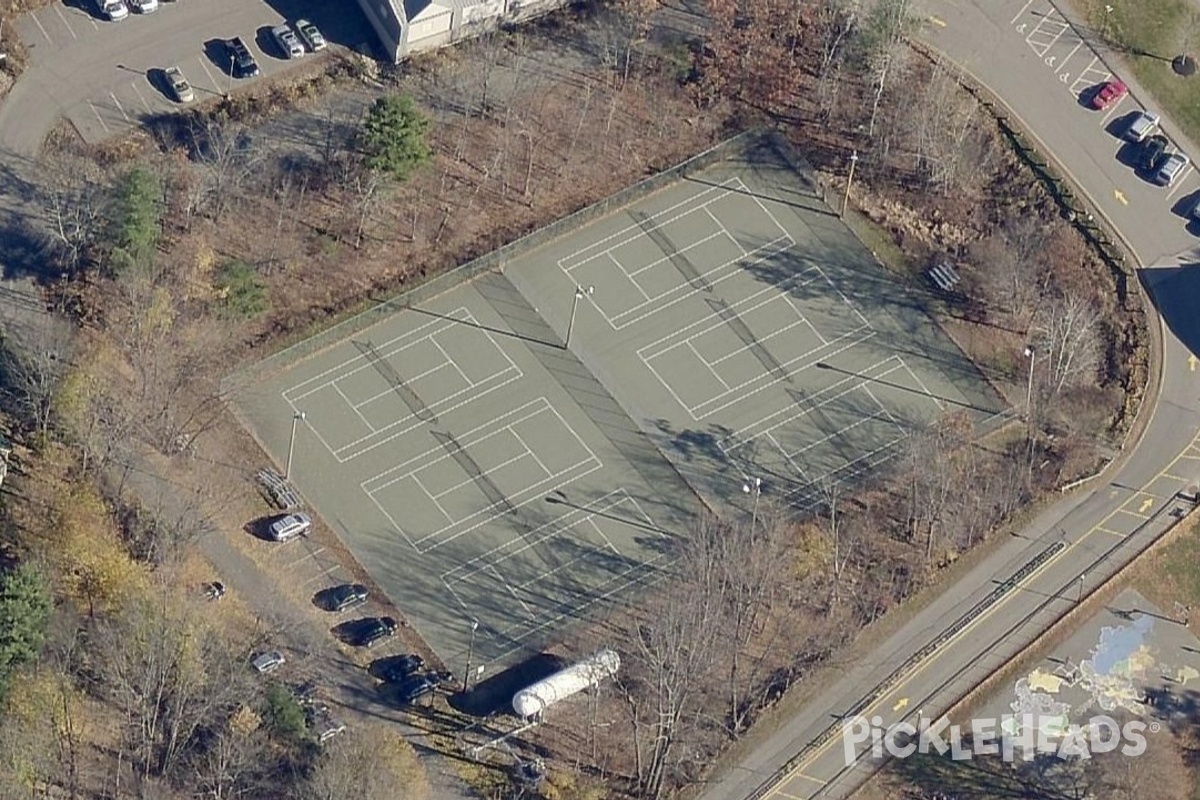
333;382;377;433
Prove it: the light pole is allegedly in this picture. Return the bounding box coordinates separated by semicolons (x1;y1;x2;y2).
742;477;762;530
1077;573;1086;603
226;53;235;99
840;150;858;218
565;285;594;350
285;411;305;480
462;618;479;692
1023;346;1036;415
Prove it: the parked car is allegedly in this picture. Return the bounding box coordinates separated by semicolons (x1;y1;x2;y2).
1154;152;1191;187
225;38;260;78
1138;134;1169;173
272;23;305;59
295;19;326;52
347;616;398;648
291;680;321;706
307;708;345;743
97;0;128;21
130;0;158;12
1091;79;1127;110
252;651;285;674
393;671;453;704
376;653;425;682
326;583;368;612
269;512;311;542
164;67;195;103
1125;110;1161;143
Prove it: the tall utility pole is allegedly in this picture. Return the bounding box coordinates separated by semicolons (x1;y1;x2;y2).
1023;346;1036;415
462;618;479;692
285;411;305;480
840;150;859;217
742;477;762;531
565;285;594;350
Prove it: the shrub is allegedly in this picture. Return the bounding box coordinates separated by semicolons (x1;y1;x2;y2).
214;259;267;319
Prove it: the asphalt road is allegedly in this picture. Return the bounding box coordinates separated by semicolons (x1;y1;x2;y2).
699;2;1200;799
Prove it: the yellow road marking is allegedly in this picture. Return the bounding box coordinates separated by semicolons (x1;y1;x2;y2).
1160;472;1188;482
1114;188;1128;205
1190;354;1198;372
1139;497;1154;514
893;697;909;711
1096;527;1125;537
761;428;1200;798
929;15;947;27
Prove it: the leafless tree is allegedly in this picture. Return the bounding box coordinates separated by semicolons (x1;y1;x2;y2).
0;316;75;442
1032;291;1102;399
188;120;267;223
39;154;110;274
814;0;860;120
971;215;1050;324
857;0;915;137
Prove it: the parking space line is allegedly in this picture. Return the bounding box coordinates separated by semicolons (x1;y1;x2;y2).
1167;167;1194;202
30;12;53;45
130;81;153;115
1096;526;1125;537
1054;42;1082;74
52;5;78;40
1010;0;1034;25
109;92;130;123
285;547;325;569
198;58;221;94
88;101;110;132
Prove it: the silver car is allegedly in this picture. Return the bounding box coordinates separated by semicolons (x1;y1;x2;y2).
295;19;326;52
1154;152;1191;187
1125;110;1160;143
269;512;311;542
272;24;305;59
164;67;194;103
252;651;285;673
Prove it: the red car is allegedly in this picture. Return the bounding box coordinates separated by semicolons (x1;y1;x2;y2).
1091;79;1128;110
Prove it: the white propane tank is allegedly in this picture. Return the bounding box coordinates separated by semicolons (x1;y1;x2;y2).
512;648;620;718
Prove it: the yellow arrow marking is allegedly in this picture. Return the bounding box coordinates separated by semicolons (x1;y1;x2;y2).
1190;354;1198;372
1139;497;1154;514
893;697;910;712
1110;489;1119;498
1114;189;1128;205
929;16;947;27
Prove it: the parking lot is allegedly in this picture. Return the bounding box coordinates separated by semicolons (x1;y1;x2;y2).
12;0;374;146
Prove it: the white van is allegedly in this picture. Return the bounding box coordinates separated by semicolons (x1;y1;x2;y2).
98;0;128;20
269;512;311;542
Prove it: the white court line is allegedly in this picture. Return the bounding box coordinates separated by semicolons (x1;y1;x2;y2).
109;92;130;122
557;178;741;271
861;384;904;429
718;355;908;449
489;565;535;617
284;308;480;400
586;517;623;556
509;428;553;478
30;11;53;44
333;382;377;433
767;430;809;481
442;489;654;581
414;475;453;524
363;398;570;493
130;80;154;115
625;230;728;280
354;358;455;409
689;340;731;391
1010;0;1034;25
52;5;78;40
609;252;651;301
476;552;668;663
87;101;110;132
606;236;794;330
430;337;470;384
432;449;535;500
898;356;945;411
704;206;747;256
